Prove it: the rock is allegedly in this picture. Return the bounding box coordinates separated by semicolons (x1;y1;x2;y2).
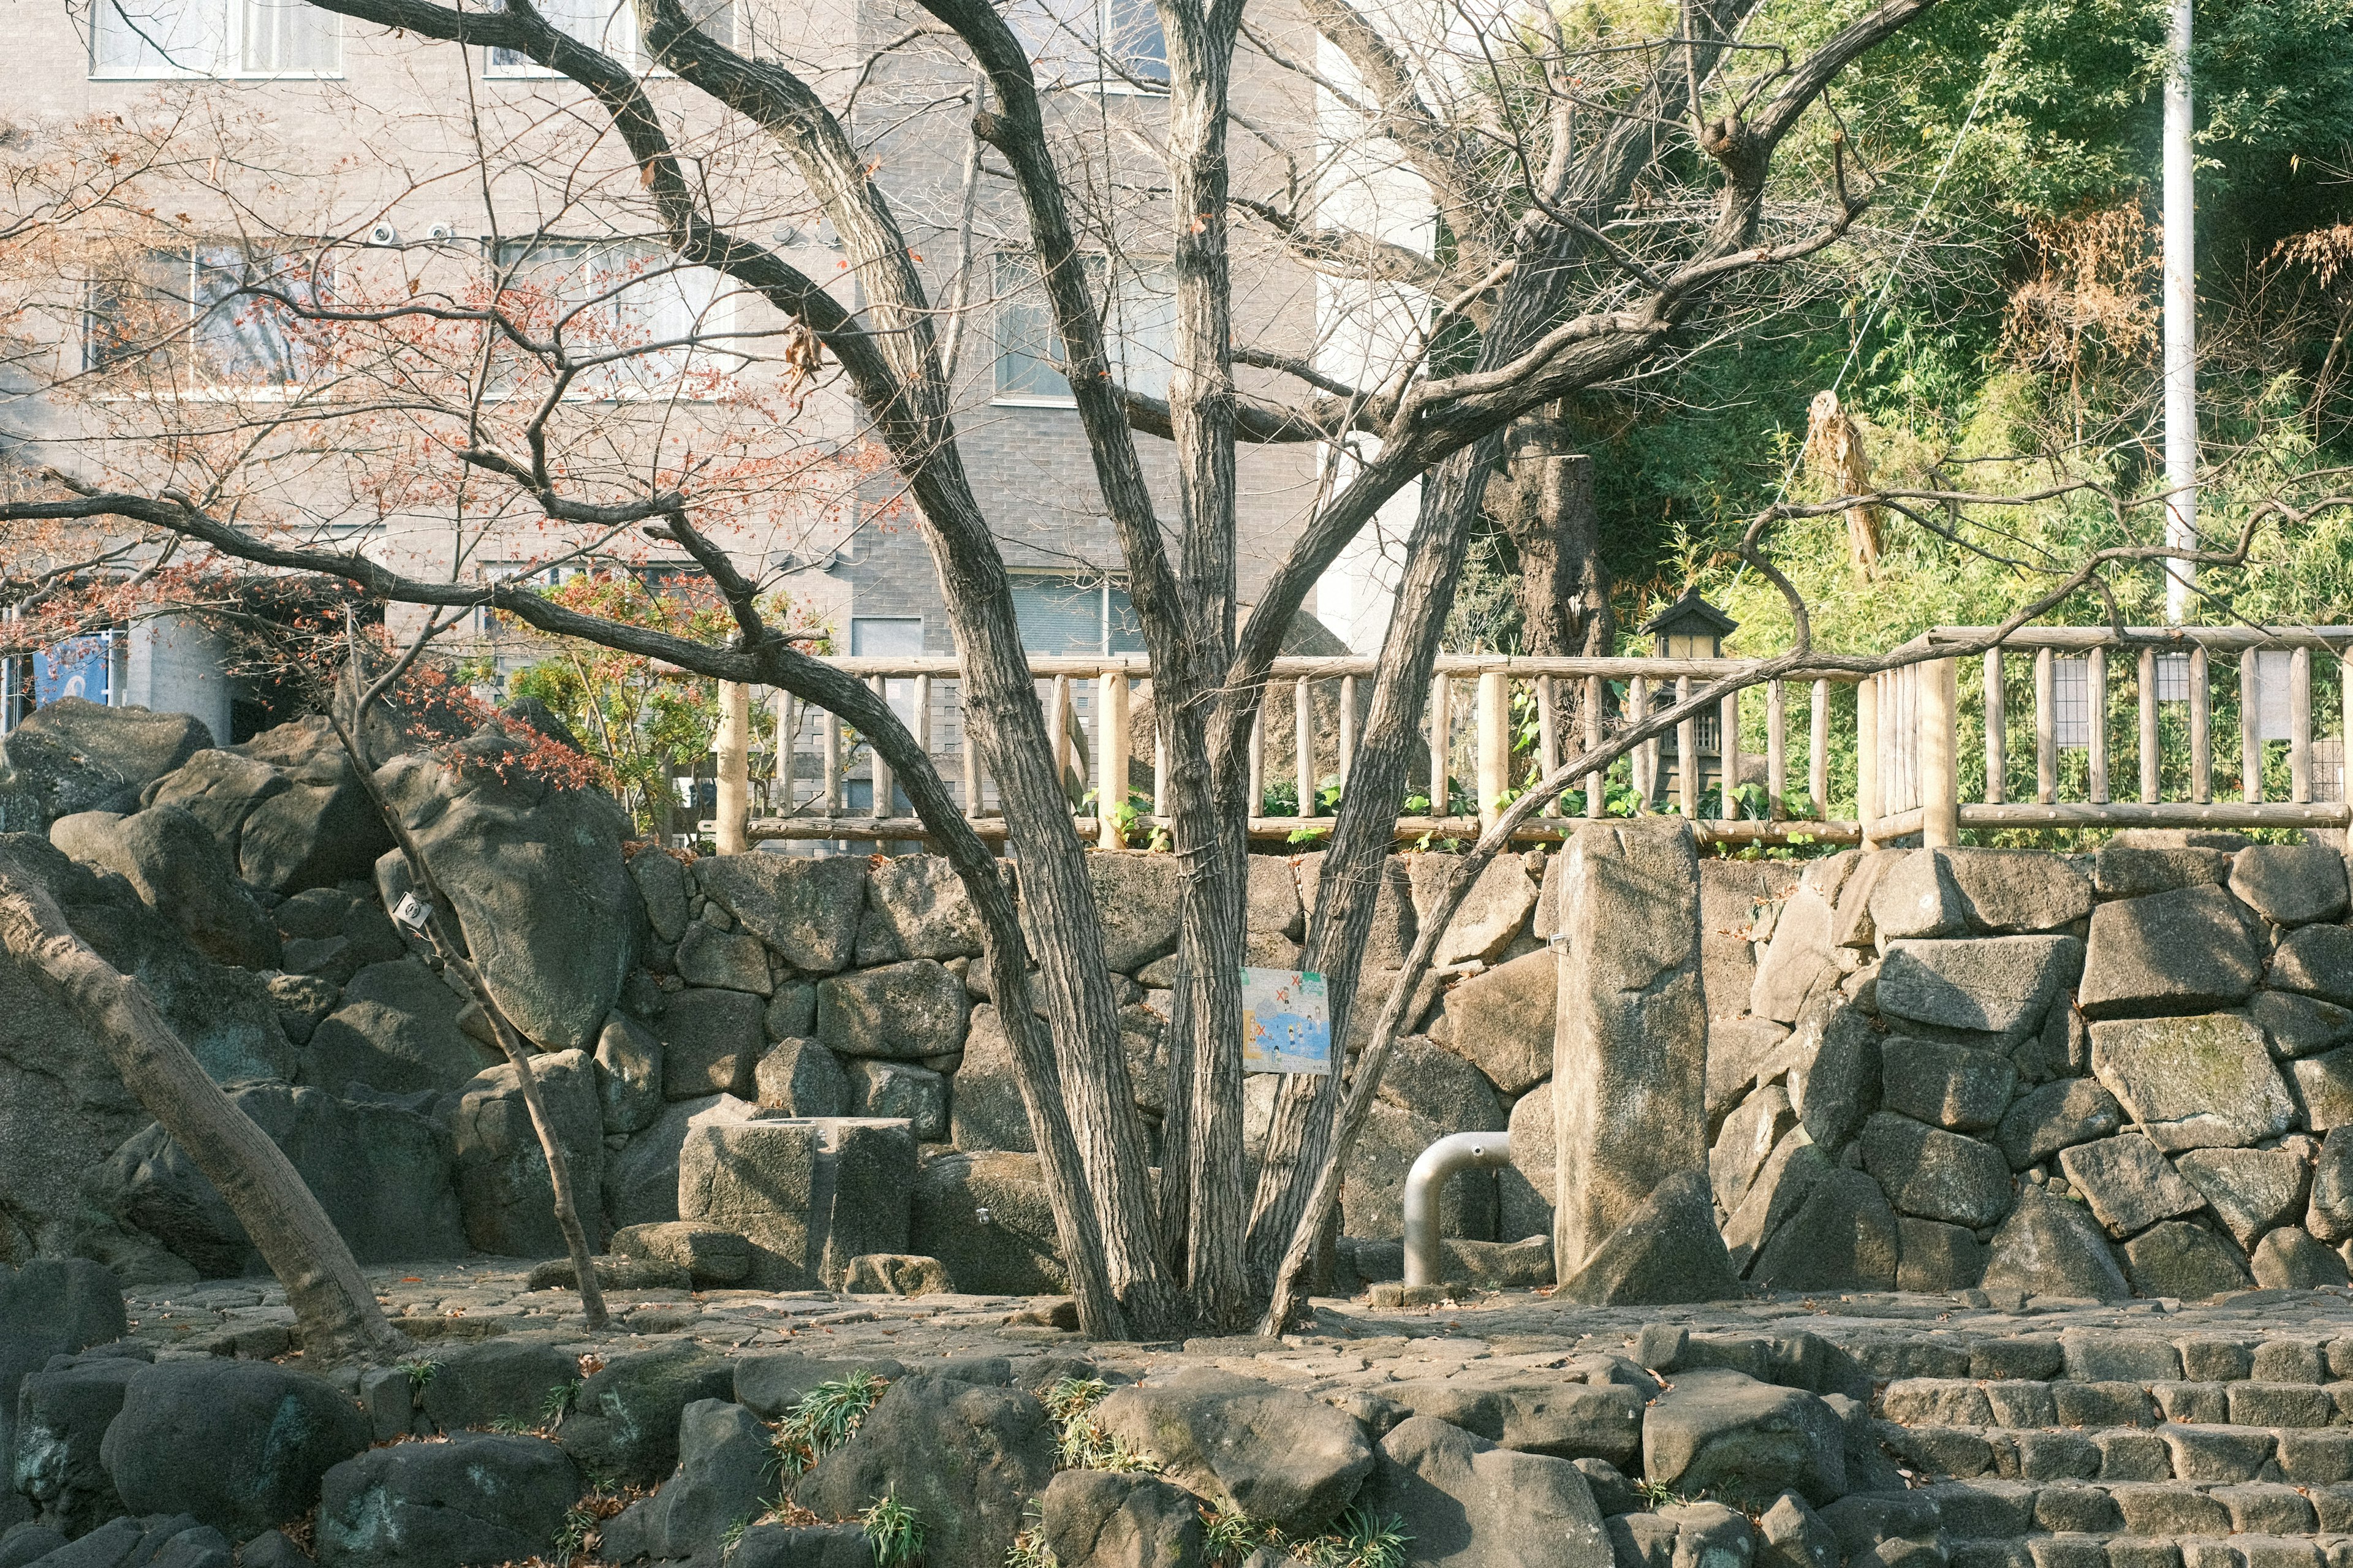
143;748;286;849
795;1374;1058;1568
1980;1185;2131;1302
1642;1369;1845;1507
817;960;969;1061
860;855;985;961
555;1342;734;1487
1712;1086;1797;1214
1360;1415;1612;1568
843;1253;952;1295
1500;1086;1558;1241
1040;1471;1210;1568
601;1092;759;1229
231;719;394;895
817;1119;920;1287
911;1151;1067;1295
1709;1018;1794;1121
1297;852;1418;969
611;1220;752;1287
1250;853;1306;940
525;1252;687;1293
11;1352;142;1537
2307;1126;2353;1243
276;884;406;988
658;987;765;1100
50;806;279;970
675;921;773;995
2230;844;2349;926
1875;937;2082;1041
2;698;211;824
1868;850;1968;942
627;847;691;944
1748;1168;1900;1292
1379;1035;1504;1136
754;1036;850;1118
1722;1129;1830;1273
694;852;866;972
302;957;497;1097
1751;884;1836;1026
1896;1217;1986;1292
1058;852;1183;975
2175;1148;2311;1247
593;1012;664;1134
1757;1492;1839;1568
597;1399;767;1564
1345;1100;1495;1241
2056;1134;2207;1238
415;1339;578;1433
2088;1013;2294;1151
1787;1000;1882;1153
101;1360;369;1540
1558;1170;1740;1306
1443;950;1557;1096
314;1433;576;1567
1859;1113;2015;1229
2120;1219;2253;1298
1409;854;1540;968
2096;843;2232;898
1943;850;2094;933
846;1059;947;1142
9;1515;231;1568
376;731;640;1053
1094;1369;1374;1535
2252;1225;2348;1288
1554;820;1707;1274
1998;1078;2124;1170
949;1005;1032;1153
2246;990;2353;1059
442;1048;602;1259
2272;925;2353;1008
678;1120;820;1288
2078;887;2261;1018
102;1083;464;1276
1878;1037;2014;1133
0;1260;128;1534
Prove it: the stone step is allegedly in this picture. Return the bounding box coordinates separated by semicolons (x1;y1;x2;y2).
1883;1423;2353;1483
1882;1377;2353;1429
1928;1478;2338;1536
1835;1333;2353;1388
1946;1534;2351;1568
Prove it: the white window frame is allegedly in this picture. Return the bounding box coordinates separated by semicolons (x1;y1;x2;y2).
88;0;342;80
487;237;736;401
484;0;733;77
83;243;325;398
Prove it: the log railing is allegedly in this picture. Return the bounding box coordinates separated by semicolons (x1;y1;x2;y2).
1868;627;2353;847
725;653;1869;848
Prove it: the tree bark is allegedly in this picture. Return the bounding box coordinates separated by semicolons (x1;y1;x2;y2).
1498;417;1612;659
0;869;411;1366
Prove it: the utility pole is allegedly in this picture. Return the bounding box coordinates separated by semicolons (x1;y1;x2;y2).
2162;0;2196;623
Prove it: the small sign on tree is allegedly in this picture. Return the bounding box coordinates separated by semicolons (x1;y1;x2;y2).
1241;968;1330;1075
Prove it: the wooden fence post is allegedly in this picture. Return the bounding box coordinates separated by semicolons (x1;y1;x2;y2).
1920;657;1960;847
1477;670;1510;833
714;680;750;855
1857;673;1881;849
1096;669;1129;846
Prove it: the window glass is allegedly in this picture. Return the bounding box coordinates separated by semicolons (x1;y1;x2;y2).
491;239;726;395
85;246;318;387
1101;0;1166;86
993;252;1173;403
489;0;635;73
999;0;1164;88
89;0;338;75
1008;575;1140;654
240;0;336;71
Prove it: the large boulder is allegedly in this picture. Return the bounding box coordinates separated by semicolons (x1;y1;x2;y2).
1297;852;1418;969
659;987;766;1100
48;805;279;970
948;1005;1033;1154
315;1433;578;1568
1362;1415;1613;1568
1723;1131;1832;1274
2270;923;2353;1008
100;1083;464;1276
554;1343;734;1488
415;1339;580;1434
861;855;985;960
846;1059;947;1141
910;1151;1067;1295
1556;1170;1740;1306
754;1036;851;1119
601;1093;759;1229
1867;850;1968;941
1857;1114;2014;1229
1941;849;2094;933
2306;1124;2353;1243
593;1012;664;1134
1040;1471;1210;1568
2175;1147;2311;1247
1874;937;2081;1042
0;698;211;826
695;852;867;972
1069;852;1184;974
0;836;295;1261
676;921;773;995
2077;886;2261;1018
795;1374;1058;1568
441;1048;604;1259
0;1260;129;1534
1747;1167;1901;1293
1500;1085;1557;1241
301;957;498;1097
2118;1219;2253;1298
227;718;396;895
2094;841;2232;898
376;724;643;1053
816;960;969;1061
594;1399;767;1565
2055;1134;2207;1238
1979;1185;2131;1301
1409;853;1540;968
1642;1369;1845;1507
1749;884;1837;1026
1344;1099;1495;1241
101;1360;369;1540
1787;1001;1882;1152
627;846;690;944
1712;1086;1796;1214
1094;1369;1374;1535
11;1350;143;1538
1443;950;1556;1096
678;1120;820;1288
1877;1037;2014;1133
2229;844;2349;926
2088;1013;2294;1151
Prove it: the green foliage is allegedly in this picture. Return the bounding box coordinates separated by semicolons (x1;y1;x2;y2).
542;1379;580;1426
863;1494;925;1568
772;1373;889;1479
1041;1376;1160;1474
1006;1500;1059;1568
398;1357;440;1396
1200;1504;1414;1568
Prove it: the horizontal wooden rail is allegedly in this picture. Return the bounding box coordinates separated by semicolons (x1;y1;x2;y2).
814;653;1871;681
1961;803;2352;829
728;813;1869;846
1926;626;2353;651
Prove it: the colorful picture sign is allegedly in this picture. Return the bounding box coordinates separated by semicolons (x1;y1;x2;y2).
1241;968;1332;1075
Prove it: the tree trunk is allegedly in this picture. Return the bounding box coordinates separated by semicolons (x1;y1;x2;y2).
0;869;411;1366
1499;415;1612;659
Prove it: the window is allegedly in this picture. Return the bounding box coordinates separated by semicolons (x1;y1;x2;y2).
1009;574;1144;655
490;239;729;396
1003;0;1165;90
992;252;1174;403
85;246;320;388
2154;651;2192;703
487;0;732;75
1099;0;1167;88
2052;657;2092;749
2249;650;2294;743
89;0;338;77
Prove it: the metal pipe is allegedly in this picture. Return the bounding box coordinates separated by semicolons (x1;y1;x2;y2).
1402;1131;1514;1287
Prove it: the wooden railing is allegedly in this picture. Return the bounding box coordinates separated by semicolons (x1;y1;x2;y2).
729;653;1870;848
1868;627;2353;847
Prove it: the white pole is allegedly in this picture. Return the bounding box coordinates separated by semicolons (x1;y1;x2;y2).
2162;0;2196;624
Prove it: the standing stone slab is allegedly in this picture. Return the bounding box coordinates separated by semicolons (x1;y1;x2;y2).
1751;884;1836;1026
1554;819;1707;1276
2078;886;2261;1018
1876;937;2082;1042
1443;949;1556;1096
694;853;867;973
678;1121;820;1288
2089;1014;2295;1151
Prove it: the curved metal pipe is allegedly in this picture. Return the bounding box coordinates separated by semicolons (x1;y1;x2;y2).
1402;1131;1514;1287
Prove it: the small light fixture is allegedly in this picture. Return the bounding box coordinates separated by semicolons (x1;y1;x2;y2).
1639;586;1738;661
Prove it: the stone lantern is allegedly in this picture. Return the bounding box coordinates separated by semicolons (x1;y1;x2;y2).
1639;588;1738;803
